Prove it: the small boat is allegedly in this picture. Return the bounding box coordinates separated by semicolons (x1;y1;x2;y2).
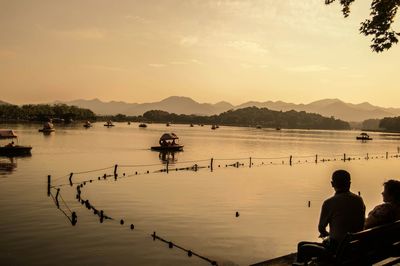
151;133;184;151
190;124;194;127
104;120;114;127
276;127;281;131
356;132;372;141
0;129;32;156
83;121;92;128
127;121;131;125
139;123;147;128
166;122;171;127
39;122;55;133
256;125;262;129
211;125;217;130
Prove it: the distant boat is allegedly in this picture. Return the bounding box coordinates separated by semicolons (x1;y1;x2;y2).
104;120;114;127
139;123;147;128
151;133;184;151
356;132;372;141
0;129;32;156
127;121;131;125
276;127;281;131
39;122;55;133
166;122;171;127
211;125;217;130
256;125;262;129
190;124;194;127
83;121;92;128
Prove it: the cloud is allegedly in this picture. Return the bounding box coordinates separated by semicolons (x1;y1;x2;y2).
148;63;166;68
124;15;151;24
81;64;129;72
180;36;199;47
37;24;106;40
286;65;330;72
0;49;17;59
170;61;188;65
226;40;269;54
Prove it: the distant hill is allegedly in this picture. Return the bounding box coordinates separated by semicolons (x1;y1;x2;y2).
57;96;400;122
61;96;234;116
0;100;10;105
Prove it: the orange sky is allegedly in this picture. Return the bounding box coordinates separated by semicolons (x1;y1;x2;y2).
1;0;399;107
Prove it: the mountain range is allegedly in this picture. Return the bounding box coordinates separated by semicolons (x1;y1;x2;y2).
2;96;400;122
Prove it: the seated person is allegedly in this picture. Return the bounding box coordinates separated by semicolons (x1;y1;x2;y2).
6;141;15;147
365;179;400;229
294;170;365;265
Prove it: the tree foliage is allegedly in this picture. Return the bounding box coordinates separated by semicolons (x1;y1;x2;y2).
325;0;400;52
0;104;96;121
380;116;400;130
142;107;350;130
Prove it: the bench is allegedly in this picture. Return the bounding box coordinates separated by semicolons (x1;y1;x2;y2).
328;220;400;265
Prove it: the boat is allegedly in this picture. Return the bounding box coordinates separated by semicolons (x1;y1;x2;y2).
104;120;114;127
256;125;262;129
83;121;92;128
151;133;184;151
356;132;372;141
127;121;131;125
190;124;194;127
38;122;55;133
211;125;217;130
139;123;147;128
166;122;170;127
0;129;32;156
276;127;281;131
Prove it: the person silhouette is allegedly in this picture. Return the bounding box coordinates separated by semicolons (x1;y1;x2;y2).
294;170;365;265
365;179;400;229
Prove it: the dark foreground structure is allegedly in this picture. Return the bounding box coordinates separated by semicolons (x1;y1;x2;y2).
251;220;400;266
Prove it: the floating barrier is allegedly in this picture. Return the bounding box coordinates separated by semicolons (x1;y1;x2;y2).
47;150;400;265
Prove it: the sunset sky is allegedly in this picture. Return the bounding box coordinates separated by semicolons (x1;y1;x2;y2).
1;0;399;107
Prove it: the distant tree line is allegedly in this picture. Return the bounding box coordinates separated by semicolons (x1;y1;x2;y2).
139;107;350;130
0;104;96;122
379;117;400;131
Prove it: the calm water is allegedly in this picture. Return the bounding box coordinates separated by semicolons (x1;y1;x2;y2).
1;123;400;266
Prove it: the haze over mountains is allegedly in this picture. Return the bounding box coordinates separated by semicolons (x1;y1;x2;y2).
2;96;400;122
57;96;400;122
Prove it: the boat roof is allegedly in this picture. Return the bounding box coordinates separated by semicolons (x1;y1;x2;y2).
160;133;179;140
0;129;17;139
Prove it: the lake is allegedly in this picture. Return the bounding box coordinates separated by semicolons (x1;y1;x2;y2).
1;122;400;266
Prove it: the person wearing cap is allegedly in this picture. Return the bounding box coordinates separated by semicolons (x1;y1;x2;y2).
294;170;365;265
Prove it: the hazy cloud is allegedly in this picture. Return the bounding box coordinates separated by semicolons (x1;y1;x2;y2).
148;63;166;68
227;40;268;54
180;36;199;47
286;65;330;72
81;64;129;72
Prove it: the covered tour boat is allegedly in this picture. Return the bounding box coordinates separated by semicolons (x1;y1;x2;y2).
39;122;55;133
0;130;32;156
83;121;92;128
356;132;372;141
151;133;184;151
104;120;115;127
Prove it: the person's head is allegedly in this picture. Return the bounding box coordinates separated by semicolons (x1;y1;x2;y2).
331;170;351;191
382;179;400;204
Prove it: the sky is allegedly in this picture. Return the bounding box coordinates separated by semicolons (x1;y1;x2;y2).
0;0;399;107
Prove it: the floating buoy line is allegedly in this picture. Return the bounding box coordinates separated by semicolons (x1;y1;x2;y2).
47;151;400;265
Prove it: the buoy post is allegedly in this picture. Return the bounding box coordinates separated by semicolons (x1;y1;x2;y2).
114;164;118;178
249;157;252;168
47;175;51;197
343;153;346;162
315;154;318;164
210;158;213;172
69;172;73;186
55;188;60;208
386;152;388;159
289;155;292;166
166;161;169;174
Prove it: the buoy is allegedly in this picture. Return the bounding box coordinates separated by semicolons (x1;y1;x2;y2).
188;250;192;257
123;173;125;176
130;224;134;230
152;232;156;240
90;180;92;183
235;211;239;217
308;201;311;207
120;219;124;225
169;242;173;248
212;261;217;265
147;170;149;174
135;171;138;175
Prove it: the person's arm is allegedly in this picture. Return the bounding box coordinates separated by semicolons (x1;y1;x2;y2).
318;200;330;237
364;204;391;229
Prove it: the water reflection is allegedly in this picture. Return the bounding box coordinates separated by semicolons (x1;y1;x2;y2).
158;151;179;164
0;157;17;175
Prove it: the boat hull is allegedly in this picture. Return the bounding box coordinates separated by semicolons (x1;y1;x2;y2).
38;129;55;133
356;137;372;140
0;146;32;156
151;145;183;151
